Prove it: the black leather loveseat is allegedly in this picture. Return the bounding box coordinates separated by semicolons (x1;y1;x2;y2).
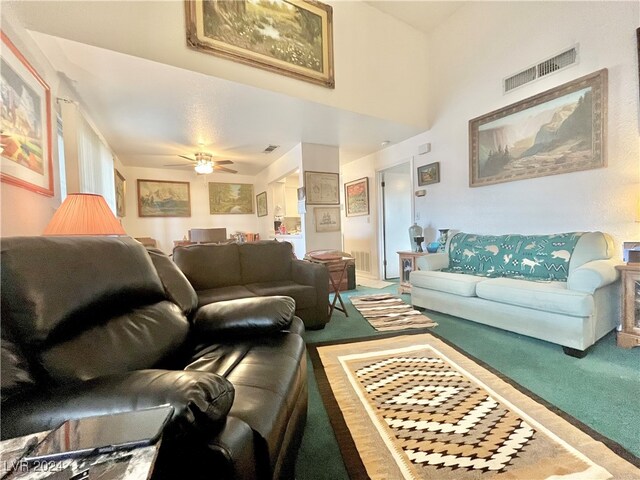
1;236;307;479
173;240;330;329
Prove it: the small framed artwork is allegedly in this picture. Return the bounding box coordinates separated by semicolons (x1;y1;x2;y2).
469;69;607;187
344;177;369;217
417;162;440;186
256;191;268;217
304;171;339;205
114;169;126;217
1;32;54;196
137;179;191;217
209;182;254;214
314;207;341;232
185;0;335;88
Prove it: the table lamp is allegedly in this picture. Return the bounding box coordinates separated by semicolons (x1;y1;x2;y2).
43;193;126;235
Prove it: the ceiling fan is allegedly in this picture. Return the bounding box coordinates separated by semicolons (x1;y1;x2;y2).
165;152;237;175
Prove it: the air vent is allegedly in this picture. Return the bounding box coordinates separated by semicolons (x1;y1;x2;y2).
504;46;578;93
263;144;279;154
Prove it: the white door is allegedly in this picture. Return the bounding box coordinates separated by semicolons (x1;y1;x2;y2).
380;163;411;279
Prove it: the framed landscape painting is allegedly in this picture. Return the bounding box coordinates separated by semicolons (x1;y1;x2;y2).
115;169;126;217
344;177;369;216
305;171;339;205
417;162;440;186
314;207;340;232
469;69;607;187
1;32;53;196
209;182;254;214
256;191;268;217
137;179;191;217
185;0;334;88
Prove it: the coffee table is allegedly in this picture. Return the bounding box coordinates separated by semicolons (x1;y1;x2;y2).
0;431;160;479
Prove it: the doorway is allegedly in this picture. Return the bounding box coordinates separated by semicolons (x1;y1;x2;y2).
379;162;412;279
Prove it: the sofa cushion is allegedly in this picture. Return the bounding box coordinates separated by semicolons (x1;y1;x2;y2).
446;232;584;281
246;281;316;309
240;241;293;284
475;278;594;317
1;236;166;347
410;270;484;297
569;232;614;272
41;301;190;382
197;286;257;307
173;243;242;290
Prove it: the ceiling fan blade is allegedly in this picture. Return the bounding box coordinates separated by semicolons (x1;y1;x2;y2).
164;163;192;167
212;160;233;165
178;155;195;162
214;166;237;174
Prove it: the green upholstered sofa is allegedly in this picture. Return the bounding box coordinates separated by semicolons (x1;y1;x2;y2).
410;232;621;356
173;240;330;329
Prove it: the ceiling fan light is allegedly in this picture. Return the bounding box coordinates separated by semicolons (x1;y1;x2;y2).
195;162;214;174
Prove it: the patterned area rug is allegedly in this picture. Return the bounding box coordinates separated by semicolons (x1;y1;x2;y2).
310;333;640;479
350;293;437;331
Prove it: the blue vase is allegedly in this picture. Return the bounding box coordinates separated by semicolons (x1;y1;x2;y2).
427;242;440;253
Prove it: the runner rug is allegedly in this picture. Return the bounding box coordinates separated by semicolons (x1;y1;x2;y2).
350;294;437;331
310;333;640;480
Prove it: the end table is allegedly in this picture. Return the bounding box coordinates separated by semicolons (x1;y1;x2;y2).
616;263;640;348
397;251;430;294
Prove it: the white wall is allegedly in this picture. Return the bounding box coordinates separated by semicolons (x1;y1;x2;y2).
0;8;64;236
341;132;430;278
416;1;640;253
10;0;430;128
120;166;258;253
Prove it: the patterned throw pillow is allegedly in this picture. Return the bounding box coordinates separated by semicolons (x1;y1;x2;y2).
443;232;583;281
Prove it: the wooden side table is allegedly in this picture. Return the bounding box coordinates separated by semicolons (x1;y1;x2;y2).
306;255;354;317
397;251;430;294
616;263;640;348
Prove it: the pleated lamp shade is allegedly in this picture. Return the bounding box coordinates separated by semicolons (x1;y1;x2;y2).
43;193;126;235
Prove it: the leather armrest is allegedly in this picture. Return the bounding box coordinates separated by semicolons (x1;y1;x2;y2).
286;316;305;335
567;258;621;293
1;369;234;440
291;259;329;288
193;296;295;338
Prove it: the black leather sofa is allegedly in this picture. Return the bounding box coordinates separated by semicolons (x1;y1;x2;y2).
1;236;307;479
173;240;330;329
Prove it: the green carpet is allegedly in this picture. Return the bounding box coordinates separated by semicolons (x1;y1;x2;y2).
295;283;640;480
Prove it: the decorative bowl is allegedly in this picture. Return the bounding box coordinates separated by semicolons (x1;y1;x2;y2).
426;242;440;253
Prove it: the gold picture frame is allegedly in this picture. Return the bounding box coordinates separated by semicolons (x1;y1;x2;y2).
115;169;126;217
185;0;334;88
1;32;54;196
314;206;340;232
469;69;607;187
137;179;191;217
304;170;339;205
209;182;255;214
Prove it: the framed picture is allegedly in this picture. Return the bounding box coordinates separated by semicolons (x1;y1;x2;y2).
304;171;339;205
185;0;334;88
256;191;268;217
344;177;369;217
209;182;254;214
137;179;191;217
297;187;305;201
1;32;53;196
114;169;126;217
417;163;440;186
469;69;607;187
314;207;341;232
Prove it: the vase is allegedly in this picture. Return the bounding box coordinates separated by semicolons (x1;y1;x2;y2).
438;229;450;252
408;223;423;252
413;236;424;252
